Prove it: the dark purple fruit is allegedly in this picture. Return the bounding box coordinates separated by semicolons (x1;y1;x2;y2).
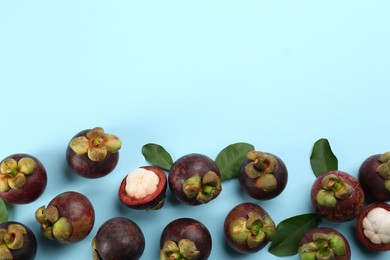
92;217;145;260
35;191;95;243
118;166;167;210
298;227;351;260
168;153;222;205
355;202;390;252
224;202;276;254
0;153;47;204
239;151;288;200
160;218;212;260
66;127;122;178
358;152;390;202
0;221;37;260
311;170;365;222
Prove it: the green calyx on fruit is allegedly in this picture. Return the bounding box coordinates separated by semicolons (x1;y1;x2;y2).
244;151;278;192
35;205;73;242
0;157;37;192
69;127;122;162
182;171;222;204
91;237;100;260
160;239;200;260
377;152;390;192
316;174;353;207
298;232;347;260
228;212;275;249
0;223;27;259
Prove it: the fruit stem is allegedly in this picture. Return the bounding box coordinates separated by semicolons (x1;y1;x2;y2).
92;137;104;147
254;159;267;171
3;232;14;244
251;222;261;236
169;253;181;260
203;185;213;194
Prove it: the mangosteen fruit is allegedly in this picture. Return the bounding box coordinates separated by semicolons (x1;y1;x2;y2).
66;127;122;178
160;218;212;260
239;150;288;200
358;152;390;202
224;202;276;254
0;153;47;204
118;166;167;210
92;217;145;260
298;227;351;260
0;221;37;260
311;171;365;222
168;153;222;205
355;202;390;252
35;191;95;243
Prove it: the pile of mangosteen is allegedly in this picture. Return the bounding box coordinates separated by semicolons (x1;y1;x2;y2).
1;128;390;260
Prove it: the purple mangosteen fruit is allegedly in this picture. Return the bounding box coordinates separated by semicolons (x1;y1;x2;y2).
311;171;365;222
35;191;95;243
0;221;37;260
92;217;145;260
224;202;276;254
118;166;167;210
66;127;122;178
168;153;222;205
0;153;47;204
160;218;212;260
298;227;351;260
355;202;390;252
239;150;288;200
358;152;390;202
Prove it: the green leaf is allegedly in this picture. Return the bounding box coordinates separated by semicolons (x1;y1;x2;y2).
142;143;173;171
269;213;321;256
0;199;8;223
310;138;338;177
215;142;255;181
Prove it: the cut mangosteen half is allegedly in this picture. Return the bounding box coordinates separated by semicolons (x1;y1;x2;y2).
118;166;167;210
355;202;390;252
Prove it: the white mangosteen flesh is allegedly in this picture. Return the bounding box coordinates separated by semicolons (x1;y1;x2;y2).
362;207;390;244
125;168;159;199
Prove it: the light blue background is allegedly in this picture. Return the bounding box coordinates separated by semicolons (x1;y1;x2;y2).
1;1;390;259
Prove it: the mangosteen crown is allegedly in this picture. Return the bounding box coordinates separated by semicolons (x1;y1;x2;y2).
298;232;347;260
0;157;37;192
362;207;390;245
69;127;122;162
160;239;200;260
182;171;222;204
35;205;73;242
244;151;278;192
377;152;390;192
316;174;353;208
0;223;27;259
228;211;276;249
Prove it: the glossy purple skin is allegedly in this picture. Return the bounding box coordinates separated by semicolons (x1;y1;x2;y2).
0;221;37;260
160;218;212;260
311;171;365;222
300;227;351;260
46;191;95;243
239;153;288;200
0;153;47;204
358;154;390;202
168;153;221;205
66;129;119;178
94;217;145;260
224;202;273;254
